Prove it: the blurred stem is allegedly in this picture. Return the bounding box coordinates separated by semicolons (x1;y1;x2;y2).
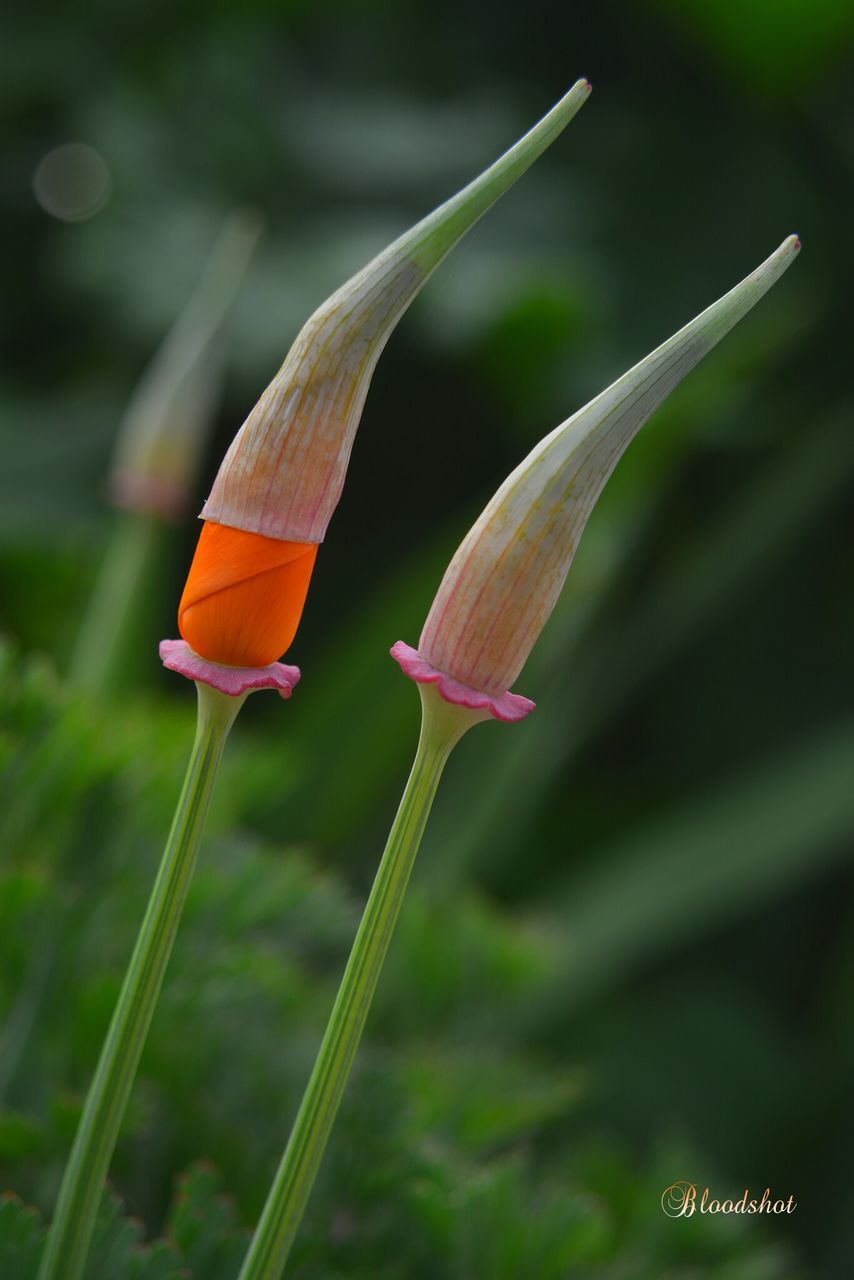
37;681;244;1280
239;685;482;1280
68;511;165;696
0;915;60;1102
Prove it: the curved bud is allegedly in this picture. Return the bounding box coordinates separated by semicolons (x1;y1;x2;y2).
110;210;262;520
201;79;591;544
393;235;801;722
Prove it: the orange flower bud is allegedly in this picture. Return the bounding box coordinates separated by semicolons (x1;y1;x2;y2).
177;521;317;667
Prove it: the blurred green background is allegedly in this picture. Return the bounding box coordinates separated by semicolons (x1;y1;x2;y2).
2;0;853;1276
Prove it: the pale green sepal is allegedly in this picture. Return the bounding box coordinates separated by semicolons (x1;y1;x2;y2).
420;235;801;696
201;81;591;544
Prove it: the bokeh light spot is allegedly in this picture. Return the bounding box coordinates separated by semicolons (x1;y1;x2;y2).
33;143;112;222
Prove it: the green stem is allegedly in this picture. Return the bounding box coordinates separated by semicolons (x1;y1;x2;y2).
238;685;483;1280
68;511;165;696
37;682;244;1280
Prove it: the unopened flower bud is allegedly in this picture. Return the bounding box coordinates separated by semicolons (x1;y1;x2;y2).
165;82;592;693
393;235;801;721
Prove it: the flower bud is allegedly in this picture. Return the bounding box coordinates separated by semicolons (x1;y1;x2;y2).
165;82;592;692
393;235;801;722
200;79;591;548
110;210;261;520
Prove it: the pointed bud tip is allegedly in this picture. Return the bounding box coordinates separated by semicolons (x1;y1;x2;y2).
563;78;592;105
775;232;800;257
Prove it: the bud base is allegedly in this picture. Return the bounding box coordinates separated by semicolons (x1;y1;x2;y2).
390;641;534;723
159;639;300;699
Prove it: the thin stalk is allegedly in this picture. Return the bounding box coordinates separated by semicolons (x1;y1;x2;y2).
239;685;482;1280
37;681;245;1280
68;511;165;695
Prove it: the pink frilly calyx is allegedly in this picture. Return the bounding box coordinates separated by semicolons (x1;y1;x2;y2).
390;641;535;724
159;639;300;700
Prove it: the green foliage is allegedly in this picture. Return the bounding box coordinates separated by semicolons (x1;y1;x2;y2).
0;1165;248;1279
0;645;817;1275
0;1148;807;1280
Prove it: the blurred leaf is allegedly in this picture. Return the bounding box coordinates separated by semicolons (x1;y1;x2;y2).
657;0;854;94
402;1048;583;1152
0;1196;43;1279
167;1163;248;1278
537;714;854;1014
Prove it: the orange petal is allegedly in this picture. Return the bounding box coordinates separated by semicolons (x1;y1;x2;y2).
178;521;317;667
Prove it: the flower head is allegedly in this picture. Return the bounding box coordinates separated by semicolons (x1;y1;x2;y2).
164;81;592;695
110;210;261;520
392;235;801;722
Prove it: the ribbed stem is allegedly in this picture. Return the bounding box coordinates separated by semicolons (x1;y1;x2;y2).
37;681;244;1280
238;686;481;1280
